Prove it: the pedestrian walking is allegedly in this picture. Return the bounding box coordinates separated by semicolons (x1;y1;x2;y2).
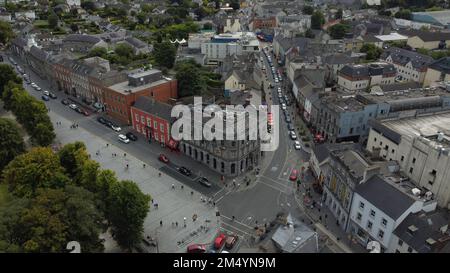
106;143;109;147
126;164;129;169
183;217;187;228
181;185;184;190
124;153;126;157
158;172;161;177
143;163;146;168
191;191;194;196
175;222;178;227
172;184;175;189
232;216;235;221
160;220;162;227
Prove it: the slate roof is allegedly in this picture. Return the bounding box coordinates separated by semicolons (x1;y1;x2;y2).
323;53;355;65
339;63;396;78
63;34;102;44
125;37;147;48
312;143;358;163
11;37;27;48
428;57;450;74
381;47;433;70
356;175;415;220
132;96;173;121
29;46;49;62
398;29;450;42
393;210;450;253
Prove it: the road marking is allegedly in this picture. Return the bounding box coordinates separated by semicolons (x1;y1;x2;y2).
220;222;253;237
220;215;254;230
258;179;288;194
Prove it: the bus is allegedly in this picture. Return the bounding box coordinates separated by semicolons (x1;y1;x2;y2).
267;112;273;133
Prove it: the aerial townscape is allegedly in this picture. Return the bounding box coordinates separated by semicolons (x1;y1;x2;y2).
0;0;450;256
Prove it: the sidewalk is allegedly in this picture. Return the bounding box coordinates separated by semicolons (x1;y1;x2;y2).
49;112;220;253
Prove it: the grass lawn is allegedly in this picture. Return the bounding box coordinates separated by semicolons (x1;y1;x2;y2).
34;20;48;28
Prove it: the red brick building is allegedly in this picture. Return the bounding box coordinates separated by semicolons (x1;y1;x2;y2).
130;96;176;148
104;70;177;124
251;16;277;30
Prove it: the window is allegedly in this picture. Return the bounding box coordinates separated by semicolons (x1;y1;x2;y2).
381;218;388;227
356;213;362;221
141;116;145;124
135;113;139;121
401;155;404;161
409;167;413;174
398;239;403;246
412;158;416;164
374;137;377;142
367;221;373;230
359;202;365;210
154;121;157;129
370;210;376;218
378;230;384;239
147;118;151;127
160;124;164;132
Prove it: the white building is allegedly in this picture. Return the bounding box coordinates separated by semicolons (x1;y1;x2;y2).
367;111;450;209
349;175;437;251
380;47;434;84
66;0;81;7
337;63;397;92
200;32;260;65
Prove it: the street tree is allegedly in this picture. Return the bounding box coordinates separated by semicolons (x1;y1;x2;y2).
2;147;70;198
0;118;25;171
153;41;176;69
311;10;325;30
360;43;383;61
328;23;351;39
175;60;205;97
0;20;15;45
0;64;22;96
107;180;150;251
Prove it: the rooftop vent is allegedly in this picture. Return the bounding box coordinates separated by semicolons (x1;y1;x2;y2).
408;225;418;233
426;238;436;246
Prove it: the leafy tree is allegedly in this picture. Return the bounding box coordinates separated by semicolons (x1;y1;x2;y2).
302;5;314;15
31;122;56;146
395;9;412;20
153;41;176;69
336;8;343;19
88;47;108;59
0;64;22;96
360;43;383;61
175;60;205;97
0;186;104;253
328;23;351;39
108;180;150;251
81;0;96;11
311;10;325;30
2;147;70;198
0;20;15;45
305;28;315;38
70;23;79;32
0;118;25;171
115;43;134;58
136;12;148;25
58;142;88;178
48;12;59;29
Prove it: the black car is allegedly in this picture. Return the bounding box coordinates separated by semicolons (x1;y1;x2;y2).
178;167;192;176
75;107;83;114
61;99;70;105
97;117;107;124
126;132;138;141
198;177;212;187
49;92;57;99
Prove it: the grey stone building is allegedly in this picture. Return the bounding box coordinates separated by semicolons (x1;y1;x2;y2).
180;105;261;177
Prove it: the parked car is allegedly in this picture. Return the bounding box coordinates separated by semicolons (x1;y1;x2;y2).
287;123;294;131
198;177;212;187
225;235;238;249
281;103;287;110
294;140;301;150
118;134;130;144
110;123;121;132
289;169;299;181
61;99;70;105
69;104;78;110
43;90;49;96
285;117;291;123
41;95;49;101
187;244;207;253
97;117;107;124
49;92;57;99
214;234;227;249
290;131;297;140
178;166;192;176
126;132;138;141
158;154;169;163
78;108;89;116
36;86;42;91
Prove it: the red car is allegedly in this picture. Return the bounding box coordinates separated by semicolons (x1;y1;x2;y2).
158;154;169;163
289;169;299;181
214;233;227;249
187;244;206;253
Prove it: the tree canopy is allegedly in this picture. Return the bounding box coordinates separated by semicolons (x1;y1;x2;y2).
328;23;351;39
0;118;25;172
311;11;325;30
360;43;383;61
153;41;177;69
0;20;15;45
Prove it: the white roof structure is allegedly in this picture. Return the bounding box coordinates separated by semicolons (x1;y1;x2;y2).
375;32;408;42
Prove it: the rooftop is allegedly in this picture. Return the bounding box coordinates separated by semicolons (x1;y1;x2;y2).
356;175;417;220
393;209;450;253
373;111;450;148
374;32;408;42
381;47;434;70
